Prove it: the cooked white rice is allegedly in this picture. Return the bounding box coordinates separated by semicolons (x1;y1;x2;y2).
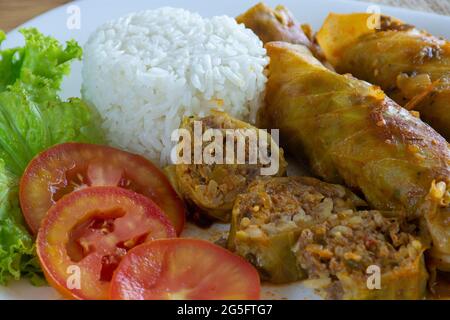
82;7;268;166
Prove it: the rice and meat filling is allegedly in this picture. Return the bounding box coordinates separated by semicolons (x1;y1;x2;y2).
295;210;427;299
168;110;287;222
227;176;366;283
230;176;365;238
228;177;428;298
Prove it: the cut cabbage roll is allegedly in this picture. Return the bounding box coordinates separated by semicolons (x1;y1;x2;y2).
227;176;366;283
228;176;427;299
294;209;428;299
317;13;450;139
167;110;287;222
236;2;326;63
259;42;450;271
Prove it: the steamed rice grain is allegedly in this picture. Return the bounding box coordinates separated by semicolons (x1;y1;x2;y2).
82;8;268;166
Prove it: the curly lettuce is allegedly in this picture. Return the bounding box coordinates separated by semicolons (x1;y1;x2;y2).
0;28;103;284
0;160;43;285
0;29;82;93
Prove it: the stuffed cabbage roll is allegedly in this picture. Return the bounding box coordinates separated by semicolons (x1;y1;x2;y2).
236;2;327;64
316;13;450;139
166;110;287;222
228;176;427;299
227;176;366;283
259;42;450;271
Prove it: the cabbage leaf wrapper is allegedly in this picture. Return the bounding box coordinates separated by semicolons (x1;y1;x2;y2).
236;2;329;66
317;13;450;140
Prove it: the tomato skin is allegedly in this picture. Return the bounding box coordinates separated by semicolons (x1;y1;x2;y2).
20;142;185;234
110;238;261;300
37;186;176;300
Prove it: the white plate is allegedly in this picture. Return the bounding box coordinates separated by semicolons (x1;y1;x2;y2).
1;0;450;300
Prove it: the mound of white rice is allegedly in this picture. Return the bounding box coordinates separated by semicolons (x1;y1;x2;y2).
82;7;268;166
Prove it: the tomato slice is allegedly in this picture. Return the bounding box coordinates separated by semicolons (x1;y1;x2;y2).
20;143;185;234
110;239;261;300
36;186;176;300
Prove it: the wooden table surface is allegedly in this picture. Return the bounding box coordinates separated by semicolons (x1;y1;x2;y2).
0;0;449;32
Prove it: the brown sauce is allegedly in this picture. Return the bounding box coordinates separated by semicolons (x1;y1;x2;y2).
428;271;450;300
186;205;216;229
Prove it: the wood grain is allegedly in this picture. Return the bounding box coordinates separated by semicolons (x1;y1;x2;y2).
0;0;70;32
0;0;449;33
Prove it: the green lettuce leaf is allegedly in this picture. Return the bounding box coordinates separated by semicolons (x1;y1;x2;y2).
0;160;43;285
0;28;104;284
0;82;103;176
1;28;82;93
0;31;22;92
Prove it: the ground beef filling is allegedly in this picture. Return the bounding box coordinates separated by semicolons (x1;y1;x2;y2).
233;177;363;240
293;210;423;299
